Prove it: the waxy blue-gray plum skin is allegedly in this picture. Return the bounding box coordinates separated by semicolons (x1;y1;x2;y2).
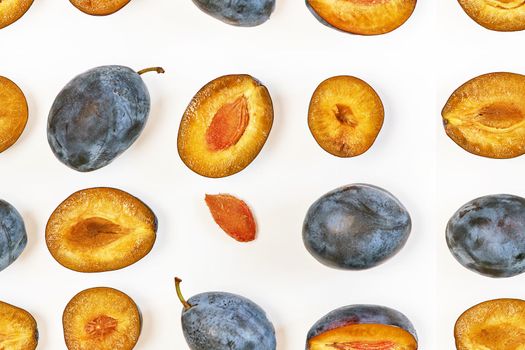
47;65;150;172
0;200;27;272
181;292;276;350
192;0;275;27
306;305;417;349
303;184;412;270
447;194;525;278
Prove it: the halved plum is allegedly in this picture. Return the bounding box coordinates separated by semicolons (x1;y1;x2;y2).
0;76;28;153
46;187;157;273
69;0;131;15
0;301;38;350
306;0;417;35
442;72;525;159
178;74;274;178
309;76;384;158
458;0;525;31
0;0;34;29
307;305;418;350
455;298;525;350
63;287;141;350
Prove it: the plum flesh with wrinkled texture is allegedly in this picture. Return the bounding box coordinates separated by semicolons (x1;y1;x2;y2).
306;305;418;350
306;0;417;35
0;301;38;350
175;278;276;350
48;65;163;172
0;199;27;272
192;0;275;27
442;72;525;159
447;194;525;278
303;184;411;270
63;287;141;350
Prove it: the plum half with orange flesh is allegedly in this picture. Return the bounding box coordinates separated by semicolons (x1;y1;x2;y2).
458;0;525;31
178;74;274;178
63;287;141;350
0;76;28;153
306;305;418;350
306;0;417;35
442;72;525;159
0;0;34;29
0;301;38;350
69;0;131;16
455;298;525;350
309;76;384;158
46;187;157;273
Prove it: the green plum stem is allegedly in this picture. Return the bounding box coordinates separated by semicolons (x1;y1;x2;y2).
138;67;165;75
175;277;192;311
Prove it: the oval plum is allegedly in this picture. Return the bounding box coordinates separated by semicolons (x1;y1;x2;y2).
175;278;276;350
192;0;275;27
303;184;412;270
306;305;418;350
0;200;27;272
447;194;525;278
47;65;163;172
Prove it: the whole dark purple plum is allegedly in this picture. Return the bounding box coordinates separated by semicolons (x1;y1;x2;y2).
47;65;164;172
0;199;27;272
447;194;525;278
303;184;412;270
192;0;275;27
175;278;276;350
306;305;418;350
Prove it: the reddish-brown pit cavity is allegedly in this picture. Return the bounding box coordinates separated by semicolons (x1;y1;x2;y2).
85;315;118;339
206;96;249;151
68;217;126;248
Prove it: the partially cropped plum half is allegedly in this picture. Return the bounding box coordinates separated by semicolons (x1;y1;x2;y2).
307;305;418;350
447;194;525;278
178;74;274;178
192;0;276;27
48;65;164;172
70;0;131;15
306;0;417;35
0;301;38;350
175;278;276;350
0;199;27;272
442;72;525;159
63;287;141;350
46;187;157;273
458;0;525;31
0;0;34;29
309;76;384;157
455;298;525;350
303;184;412;270
0;76;28;153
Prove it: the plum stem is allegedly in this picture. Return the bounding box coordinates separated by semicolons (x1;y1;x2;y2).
138;67;165;75
174;277;192;311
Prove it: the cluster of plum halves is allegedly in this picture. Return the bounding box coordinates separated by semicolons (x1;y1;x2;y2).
3;0;525;33
2;64;525;349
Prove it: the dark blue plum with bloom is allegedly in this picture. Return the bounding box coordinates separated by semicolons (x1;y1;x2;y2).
0;200;27;272
192;0;275;27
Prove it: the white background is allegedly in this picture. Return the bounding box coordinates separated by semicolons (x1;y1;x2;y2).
0;0;520;348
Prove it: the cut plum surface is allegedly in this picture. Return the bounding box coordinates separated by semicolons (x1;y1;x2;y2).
178;74;274;178
205;194;256;242
0;76;28;153
309;324;417;350
306;0;416;35
458;0;525;31
455;298;525;350
309;76;384;158
0;301;38;350
69;0;131;15
442;72;525;159
46;187;157;272
63;287;141;350
0;0;34;29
